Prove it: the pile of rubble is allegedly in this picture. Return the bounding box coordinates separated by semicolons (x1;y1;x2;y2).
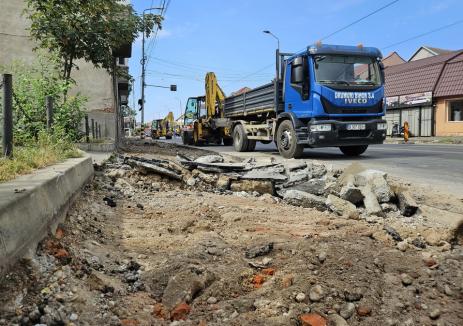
119;153;419;223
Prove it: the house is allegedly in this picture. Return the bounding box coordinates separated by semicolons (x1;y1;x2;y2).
0;0;131;140
409;46;453;62
384;50;463;137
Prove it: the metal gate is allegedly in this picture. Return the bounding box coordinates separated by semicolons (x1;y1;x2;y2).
385;109;401;136
399;106;433;137
420;106;433;136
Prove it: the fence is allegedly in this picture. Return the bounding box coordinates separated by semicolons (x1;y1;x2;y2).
1;73;105;158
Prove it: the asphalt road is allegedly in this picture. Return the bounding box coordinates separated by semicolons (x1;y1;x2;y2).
167;137;463;197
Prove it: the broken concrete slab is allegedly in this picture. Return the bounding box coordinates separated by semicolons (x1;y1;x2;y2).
230;180;274;195
240;169;288;182
216;175;231;190
326;194;359;219
283;190;326;211
291;179;326;196
338;162;366;186
396;189;418;217
194;155;224;164
368;174;394;203
282;170;310;188
284;160;307;172
340;185;364;205
126;159;183;181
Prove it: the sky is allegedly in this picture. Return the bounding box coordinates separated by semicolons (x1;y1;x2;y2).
129;0;463;122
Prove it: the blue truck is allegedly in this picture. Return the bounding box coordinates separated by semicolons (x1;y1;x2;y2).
183;43;388;158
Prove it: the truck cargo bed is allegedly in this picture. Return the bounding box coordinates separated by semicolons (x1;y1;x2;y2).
224;81;282;118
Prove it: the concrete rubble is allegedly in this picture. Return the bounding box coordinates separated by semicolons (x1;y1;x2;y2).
0;144;462;325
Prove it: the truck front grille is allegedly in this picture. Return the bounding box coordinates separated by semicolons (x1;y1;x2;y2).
338;130;371;138
321;97;383;115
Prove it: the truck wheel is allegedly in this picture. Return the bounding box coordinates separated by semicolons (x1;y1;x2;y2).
223;138;233;146
246;140;256;152
233;124;249;152
276;120;304;159
339;145;368;156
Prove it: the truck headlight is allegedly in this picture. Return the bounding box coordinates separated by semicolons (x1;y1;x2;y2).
310;124;332;132
377;122;387;130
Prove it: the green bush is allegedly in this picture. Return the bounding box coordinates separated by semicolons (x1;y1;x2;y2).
2;51;87;145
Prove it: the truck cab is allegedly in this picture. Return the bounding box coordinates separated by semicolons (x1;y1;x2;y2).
275;44;387;157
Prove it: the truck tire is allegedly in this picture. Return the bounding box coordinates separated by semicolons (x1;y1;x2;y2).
246;140;256;152
276;120;304;159
182;132;193;145
223;137;233;146
339;145;368;156
233;124;249;152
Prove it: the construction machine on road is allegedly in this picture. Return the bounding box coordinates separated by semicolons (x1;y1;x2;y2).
151;112;175;140
181;73;233;146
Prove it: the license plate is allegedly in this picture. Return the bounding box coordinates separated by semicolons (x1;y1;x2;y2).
346;124;366;130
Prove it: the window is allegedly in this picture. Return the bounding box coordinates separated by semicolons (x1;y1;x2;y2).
184;98;198;126
118;57;125;65
314;55;381;87
448;100;463;122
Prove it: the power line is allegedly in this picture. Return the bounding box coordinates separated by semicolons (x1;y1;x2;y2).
222;63;274;87
320;0;400;41
382;19;463;50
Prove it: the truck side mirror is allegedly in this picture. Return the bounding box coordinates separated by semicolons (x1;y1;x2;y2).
291;57;304;84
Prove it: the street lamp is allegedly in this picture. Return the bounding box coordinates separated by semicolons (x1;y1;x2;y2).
263;30;280;81
141;6;163;137
263;30;280;52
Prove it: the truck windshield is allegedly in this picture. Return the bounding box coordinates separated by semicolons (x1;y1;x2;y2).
314;55;381;86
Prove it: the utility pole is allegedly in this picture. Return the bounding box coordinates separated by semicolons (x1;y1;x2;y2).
140;7;163;135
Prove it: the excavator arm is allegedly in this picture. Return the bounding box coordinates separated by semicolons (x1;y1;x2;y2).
205;72;226;118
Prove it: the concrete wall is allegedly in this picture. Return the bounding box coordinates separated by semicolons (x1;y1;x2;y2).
0;156;93;273
0;0;117;139
435;97;463;136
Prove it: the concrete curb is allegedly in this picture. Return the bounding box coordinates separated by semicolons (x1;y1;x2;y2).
0;155;94;273
77;142;115;152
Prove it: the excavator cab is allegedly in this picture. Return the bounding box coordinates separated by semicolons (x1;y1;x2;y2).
182;96;205;145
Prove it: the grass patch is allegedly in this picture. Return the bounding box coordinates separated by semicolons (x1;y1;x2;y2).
0;133;82;182
436;137;463;144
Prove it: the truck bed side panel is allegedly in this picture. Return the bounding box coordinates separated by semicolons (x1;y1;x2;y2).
224;82;282;118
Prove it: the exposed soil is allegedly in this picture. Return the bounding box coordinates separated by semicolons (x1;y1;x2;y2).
1;143;462;326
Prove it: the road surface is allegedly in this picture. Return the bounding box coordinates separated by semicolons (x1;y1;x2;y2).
165;137;463;197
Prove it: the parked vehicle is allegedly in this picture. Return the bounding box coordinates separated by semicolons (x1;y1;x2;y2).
183;43;387;158
151;112;174;140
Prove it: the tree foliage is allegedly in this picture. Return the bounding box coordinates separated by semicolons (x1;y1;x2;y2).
26;0;162;81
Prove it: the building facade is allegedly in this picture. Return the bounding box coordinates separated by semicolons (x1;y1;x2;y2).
0;0;131;140
384;51;463;137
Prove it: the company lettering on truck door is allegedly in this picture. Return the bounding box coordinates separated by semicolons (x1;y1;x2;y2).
334;92;375;104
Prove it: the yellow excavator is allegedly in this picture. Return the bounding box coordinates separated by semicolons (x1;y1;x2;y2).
181;72;233;145
151;112;174;140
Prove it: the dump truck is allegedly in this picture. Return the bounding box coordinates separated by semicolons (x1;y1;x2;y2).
183;43;387;158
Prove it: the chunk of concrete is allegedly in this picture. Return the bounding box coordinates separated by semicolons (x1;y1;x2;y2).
369;175;394;203
216;175;231;190
396;189;418;217
230;180;274;195
354;169;387;187
326;194;359;219
361;186;384;216
284;160;307;172
308;163;327;178
194;155;224;164
339;185;364;204
283;190;327;211
162;267;215;309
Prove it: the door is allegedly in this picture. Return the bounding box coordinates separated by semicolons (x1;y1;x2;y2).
284;56;311;118
420;106;432;136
